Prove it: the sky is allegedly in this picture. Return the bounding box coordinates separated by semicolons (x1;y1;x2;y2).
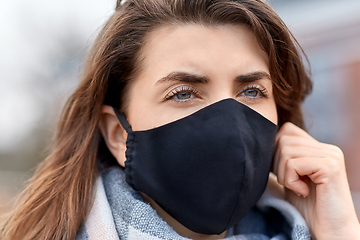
0;0;115;152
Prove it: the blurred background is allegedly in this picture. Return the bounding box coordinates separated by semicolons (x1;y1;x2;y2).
0;0;360;218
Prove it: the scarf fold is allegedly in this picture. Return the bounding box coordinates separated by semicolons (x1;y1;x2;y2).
76;167;310;240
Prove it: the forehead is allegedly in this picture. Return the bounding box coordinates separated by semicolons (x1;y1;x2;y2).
143;23;263;55
136;23;269;79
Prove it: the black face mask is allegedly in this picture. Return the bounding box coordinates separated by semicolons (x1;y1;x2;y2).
114;99;278;235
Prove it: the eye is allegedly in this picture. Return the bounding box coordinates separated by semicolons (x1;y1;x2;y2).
243;89;259;98
239;85;269;99
165;86;200;102
176;91;192;100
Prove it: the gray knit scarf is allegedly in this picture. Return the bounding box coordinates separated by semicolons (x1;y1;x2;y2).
76;167;311;240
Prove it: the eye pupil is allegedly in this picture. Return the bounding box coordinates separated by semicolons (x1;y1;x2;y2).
244;89;258;97
176;92;191;99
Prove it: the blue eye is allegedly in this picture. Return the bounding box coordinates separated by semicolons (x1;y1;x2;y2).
165;86;199;102
243;89;259;97
176;92;192;100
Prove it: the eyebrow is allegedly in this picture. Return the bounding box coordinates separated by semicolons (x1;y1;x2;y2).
156;72;209;85
235;71;271;83
155;71;271;85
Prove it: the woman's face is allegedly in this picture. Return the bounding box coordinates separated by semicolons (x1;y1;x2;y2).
126;24;277;131
100;23;279;238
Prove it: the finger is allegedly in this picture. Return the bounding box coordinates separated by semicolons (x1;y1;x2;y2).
321;143;344;159
273;133;344;176
273;128;321;175
276;122;314;143
276;135;320;149
277;124;344;159
271;136;327;175
275;146;336;185
284;158;311;197
283;157;343;196
273;136;313;174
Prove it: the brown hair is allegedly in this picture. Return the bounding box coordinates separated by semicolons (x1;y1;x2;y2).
1;0;312;239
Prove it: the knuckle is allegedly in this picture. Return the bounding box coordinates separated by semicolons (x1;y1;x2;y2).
279;145;291;160
327;145;345;164
278;135;291;148
282;122;295;129
286;158;296;170
332;145;344;159
324;143;344;158
285;178;294;188
278;122;294;136
326;159;336;170
325;158;342;176
284;159;297;187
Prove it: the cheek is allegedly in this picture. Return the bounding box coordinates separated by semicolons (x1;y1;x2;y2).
262;87;278;125
251;100;278;125
264;100;278;125
124;79;172;131
122;80;149;129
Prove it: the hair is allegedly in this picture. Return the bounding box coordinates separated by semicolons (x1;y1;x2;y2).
1;0;312;239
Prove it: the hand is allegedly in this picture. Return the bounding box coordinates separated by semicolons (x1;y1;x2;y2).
273;122;360;240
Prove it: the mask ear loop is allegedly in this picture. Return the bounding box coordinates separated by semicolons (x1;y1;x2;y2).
112;107;132;133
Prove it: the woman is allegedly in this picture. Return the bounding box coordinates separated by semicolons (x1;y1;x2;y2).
2;0;360;239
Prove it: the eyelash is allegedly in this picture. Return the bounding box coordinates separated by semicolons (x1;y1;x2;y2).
240;85;269;99
164;84;269;102
165;86;200;101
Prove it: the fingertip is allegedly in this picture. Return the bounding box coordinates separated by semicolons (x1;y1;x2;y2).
298;191;309;198
287;179;309;198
